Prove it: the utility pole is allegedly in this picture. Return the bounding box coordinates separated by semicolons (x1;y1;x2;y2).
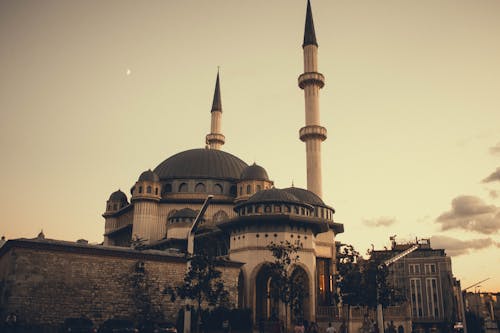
184;195;214;333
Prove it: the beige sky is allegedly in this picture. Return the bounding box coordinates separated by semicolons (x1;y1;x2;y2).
1;0;499;291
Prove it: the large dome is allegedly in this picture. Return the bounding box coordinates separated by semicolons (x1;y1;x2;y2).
154;148;248;181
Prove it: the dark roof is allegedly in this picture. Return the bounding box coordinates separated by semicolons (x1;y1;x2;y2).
109;190;128;203
240;163;269;181
303;0;318;47
138;169;160;182
170;208;197;219
154;148;248;181
245;188;302;205
283;187;326;207
211;71;222;112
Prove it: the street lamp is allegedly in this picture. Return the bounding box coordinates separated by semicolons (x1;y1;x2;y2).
184;195;214;333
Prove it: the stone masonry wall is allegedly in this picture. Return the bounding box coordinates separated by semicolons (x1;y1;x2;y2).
0;240;241;328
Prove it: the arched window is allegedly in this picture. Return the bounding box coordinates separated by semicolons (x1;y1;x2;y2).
164;183;172;193
274;205;281;213
178;183;188;192
147;186;152;194
256;185;262;192
113;204;117;210
155;187;158;195
213;184;223;194
294;206;299;214
284;205;291;213
239;186;243;195
213;210;229;223
246;185;251;194
195;183;206;193
139;186;143;194
265;205;271;213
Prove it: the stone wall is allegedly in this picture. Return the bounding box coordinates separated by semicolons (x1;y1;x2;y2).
0;239;241;329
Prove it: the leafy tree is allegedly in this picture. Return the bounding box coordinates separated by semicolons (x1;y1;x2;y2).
267;240;306;330
335;243;405;310
165;252;229;333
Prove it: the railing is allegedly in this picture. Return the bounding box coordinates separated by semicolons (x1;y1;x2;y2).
317;306;340;320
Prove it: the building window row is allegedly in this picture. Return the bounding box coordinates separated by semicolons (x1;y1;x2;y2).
238;203;312;217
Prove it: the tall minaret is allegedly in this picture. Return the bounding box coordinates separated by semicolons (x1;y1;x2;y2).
206;71;225;150
299;0;327;198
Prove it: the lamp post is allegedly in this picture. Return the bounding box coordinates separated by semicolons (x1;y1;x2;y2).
183;195;214;333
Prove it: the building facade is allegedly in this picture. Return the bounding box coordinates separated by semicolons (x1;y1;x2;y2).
372;239;464;333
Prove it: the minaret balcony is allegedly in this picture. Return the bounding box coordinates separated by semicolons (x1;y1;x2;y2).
299;125;327;142
298;72;325;89
206;133;226;145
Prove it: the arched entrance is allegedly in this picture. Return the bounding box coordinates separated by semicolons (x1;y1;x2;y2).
255;264;280;321
290;266;310;322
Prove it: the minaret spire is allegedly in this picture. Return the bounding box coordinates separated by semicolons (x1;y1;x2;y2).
303;0;318;47
298;0;327;198
206;70;225;150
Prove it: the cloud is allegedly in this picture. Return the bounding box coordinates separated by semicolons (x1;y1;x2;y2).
490;142;500;155
482;167;500;183
363;216;396;227
489;190;498;199
436;195;500;234
430;235;495;256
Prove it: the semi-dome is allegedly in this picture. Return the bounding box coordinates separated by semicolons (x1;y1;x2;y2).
170;208;197;219
240;163;269;181
283;187;325;206
245;188;302;205
154;148;248;181
109;190;128;203
138;169;160;182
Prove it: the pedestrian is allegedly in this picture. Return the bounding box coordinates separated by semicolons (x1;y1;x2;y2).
222;319;231;333
294;321;305;333
326;322;336;333
259;318;265;333
310;322;319;333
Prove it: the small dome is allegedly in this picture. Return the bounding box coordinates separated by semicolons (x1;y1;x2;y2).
245;188;301;205
283;187;325;206
138;169;160;182
170;208;197;219
109;189;128;203
240;163;269;181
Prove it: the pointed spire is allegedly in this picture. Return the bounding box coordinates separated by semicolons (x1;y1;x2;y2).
211;70;222;112
303;0;318;48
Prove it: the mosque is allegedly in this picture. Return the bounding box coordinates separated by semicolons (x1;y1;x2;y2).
102;0;343;322
0;0;343;327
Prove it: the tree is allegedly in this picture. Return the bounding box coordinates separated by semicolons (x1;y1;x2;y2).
166;252;229;333
335;243;405;309
267;240;306;330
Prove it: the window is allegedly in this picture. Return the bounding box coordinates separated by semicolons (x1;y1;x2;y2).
195;183;206;193
178;183;188;192
424;263;436;274
139;186;143;194
265;205;271;213
426;278;440;318
147;186;152;194
410;278;423;317
246;185;251;194
113;204;117;210
409;264;420;275
214;184;223;194
274;205;281;213
239;186;243;195
256;185;262;192
164;184;172;193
